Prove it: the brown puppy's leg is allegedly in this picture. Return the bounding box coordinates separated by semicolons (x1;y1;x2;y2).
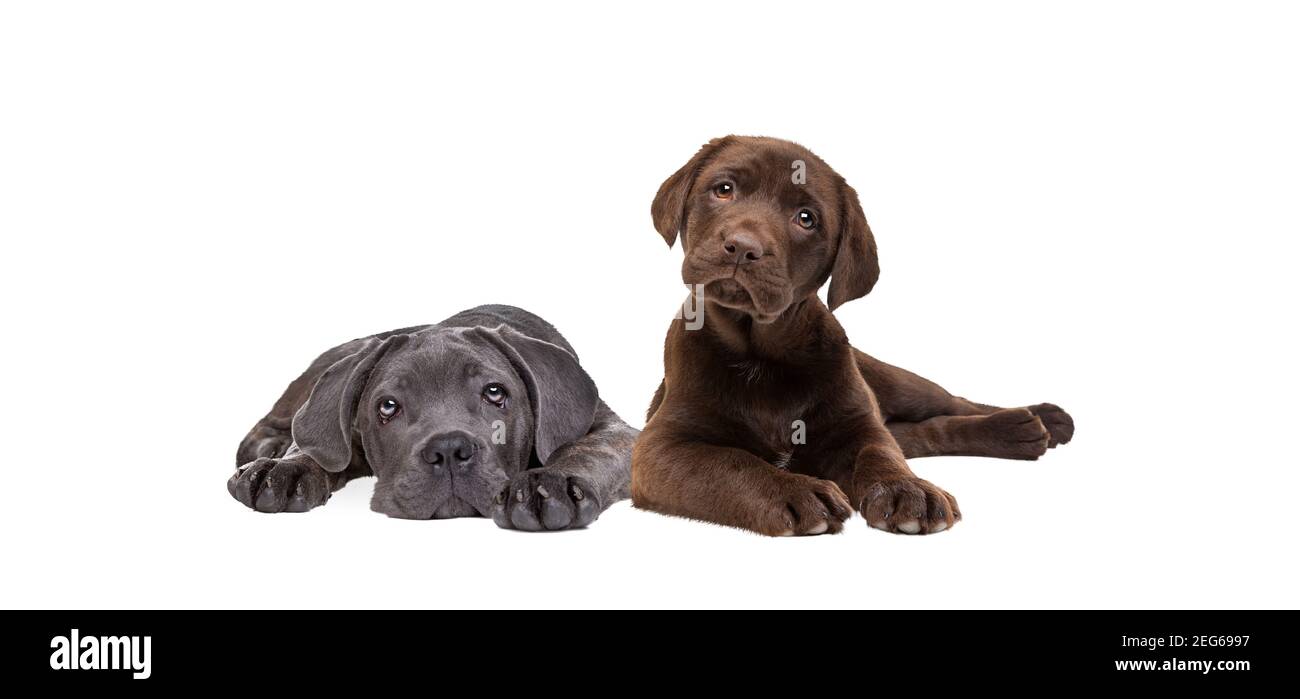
849;436;958;535
632;429;852;537
889;407;1074;459
855;349;1074;456
793;407;959;535
853;349;995;421
888;410;1050;460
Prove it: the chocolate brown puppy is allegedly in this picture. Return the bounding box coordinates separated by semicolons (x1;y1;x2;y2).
633;136;1073;536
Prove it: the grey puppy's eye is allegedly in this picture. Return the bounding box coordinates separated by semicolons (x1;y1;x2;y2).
378;398;400;422
482;383;508;407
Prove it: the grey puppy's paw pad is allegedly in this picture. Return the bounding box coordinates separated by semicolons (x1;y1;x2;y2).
228;457;330;513
492;470;600;532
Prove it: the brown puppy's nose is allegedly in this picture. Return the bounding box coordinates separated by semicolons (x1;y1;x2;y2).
723;232;764;265
422;431;477;470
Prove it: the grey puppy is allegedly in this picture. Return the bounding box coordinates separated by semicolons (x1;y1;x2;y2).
229;305;636;530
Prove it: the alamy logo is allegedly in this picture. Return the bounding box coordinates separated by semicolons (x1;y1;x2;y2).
791;419;806;445
675;284;705;330
49;629;151;679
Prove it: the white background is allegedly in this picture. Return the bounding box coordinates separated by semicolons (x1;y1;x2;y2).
2;1;1297;609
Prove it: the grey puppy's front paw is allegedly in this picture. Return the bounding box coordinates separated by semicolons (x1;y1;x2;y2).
492;469;600;531
228;457;331;513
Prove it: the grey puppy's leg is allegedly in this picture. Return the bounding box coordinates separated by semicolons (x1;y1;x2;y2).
229;442;370;513
493;403;637;531
230;337;378;513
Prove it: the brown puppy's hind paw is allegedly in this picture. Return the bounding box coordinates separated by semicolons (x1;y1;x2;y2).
973;407;1051;460
861;477;960;535
1026;403;1074;447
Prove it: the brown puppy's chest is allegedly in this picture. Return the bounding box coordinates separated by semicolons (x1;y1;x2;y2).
660;301;865;466
694;352;839;462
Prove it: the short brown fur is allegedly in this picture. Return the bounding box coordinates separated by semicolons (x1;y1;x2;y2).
633;136;1073;536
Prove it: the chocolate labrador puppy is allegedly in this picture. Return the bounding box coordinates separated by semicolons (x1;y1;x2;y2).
230;305;636;530
633;136;1074;536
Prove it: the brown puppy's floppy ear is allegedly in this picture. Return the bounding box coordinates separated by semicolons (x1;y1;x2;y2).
827;180;881;310
651;136;733;247
469;325;598;465
291;334;410;472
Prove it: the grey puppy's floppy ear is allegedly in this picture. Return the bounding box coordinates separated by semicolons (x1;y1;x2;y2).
469;325;598;465
827;180;881;311
291;334;410;472
651;136;734;247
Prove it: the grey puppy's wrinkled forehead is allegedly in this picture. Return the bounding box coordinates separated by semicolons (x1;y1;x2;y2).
372;329;522;396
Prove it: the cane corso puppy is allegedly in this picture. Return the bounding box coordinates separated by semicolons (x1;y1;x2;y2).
633;136;1074;536
230;305;636;530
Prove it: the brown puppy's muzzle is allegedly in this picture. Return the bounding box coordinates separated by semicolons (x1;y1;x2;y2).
722;230;764;265
682;212;794;320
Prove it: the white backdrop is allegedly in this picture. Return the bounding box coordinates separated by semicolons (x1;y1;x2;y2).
2;1;1297;609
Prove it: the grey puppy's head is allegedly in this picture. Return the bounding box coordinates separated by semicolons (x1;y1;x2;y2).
290;325;599;519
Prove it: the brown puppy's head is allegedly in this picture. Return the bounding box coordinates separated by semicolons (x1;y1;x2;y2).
651;136;879;321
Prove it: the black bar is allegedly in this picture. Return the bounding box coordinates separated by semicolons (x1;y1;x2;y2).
1;610;1290;689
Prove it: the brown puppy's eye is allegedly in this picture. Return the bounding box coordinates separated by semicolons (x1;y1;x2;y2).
713;182;735;200
377;398;400;423
482;383;508;407
796;209;817;229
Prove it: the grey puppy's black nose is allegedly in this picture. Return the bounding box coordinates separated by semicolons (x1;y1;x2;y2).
422;431;478;468
723;232;764;264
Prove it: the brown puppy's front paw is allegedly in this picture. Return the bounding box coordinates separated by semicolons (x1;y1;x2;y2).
860;478;959;535
754;475;852;537
228;457;331;513
1026;403;1074;447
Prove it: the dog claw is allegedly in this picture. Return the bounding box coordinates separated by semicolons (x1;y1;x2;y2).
229;456;330;514
494;471;601;532
861;477;959;535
